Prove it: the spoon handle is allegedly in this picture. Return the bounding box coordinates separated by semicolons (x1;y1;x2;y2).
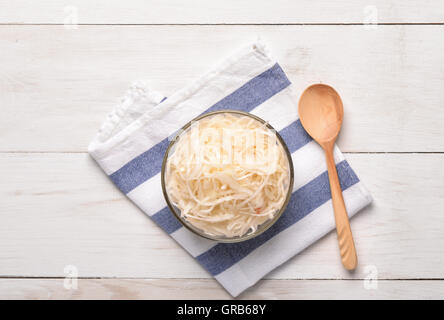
324;146;358;270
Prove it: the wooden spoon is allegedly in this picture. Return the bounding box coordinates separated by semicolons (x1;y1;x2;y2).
298;84;357;270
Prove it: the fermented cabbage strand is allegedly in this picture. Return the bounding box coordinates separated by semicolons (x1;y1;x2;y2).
165;113;290;238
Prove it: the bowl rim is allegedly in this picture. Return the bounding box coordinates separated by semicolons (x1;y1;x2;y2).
160;110;295;243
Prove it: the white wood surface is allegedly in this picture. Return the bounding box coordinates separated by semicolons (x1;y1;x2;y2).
0;1;443;299
1;279;443;300
1;154;443;280
1;0;444;24
1;25;444;152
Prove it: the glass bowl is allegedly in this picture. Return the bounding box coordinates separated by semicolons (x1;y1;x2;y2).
161;110;294;243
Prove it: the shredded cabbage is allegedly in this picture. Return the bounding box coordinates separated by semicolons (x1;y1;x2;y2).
165;113;290;238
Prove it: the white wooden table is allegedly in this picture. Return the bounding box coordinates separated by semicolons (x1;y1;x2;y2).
1;1;444;299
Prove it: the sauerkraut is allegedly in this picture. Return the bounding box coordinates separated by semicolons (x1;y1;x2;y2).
165;112;291;238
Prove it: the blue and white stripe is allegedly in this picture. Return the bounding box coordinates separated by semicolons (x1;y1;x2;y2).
89;42;372;297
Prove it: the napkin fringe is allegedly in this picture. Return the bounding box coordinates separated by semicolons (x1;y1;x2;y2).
88;81;164;158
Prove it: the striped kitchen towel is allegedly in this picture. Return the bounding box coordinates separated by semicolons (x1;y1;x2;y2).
88;41;372;297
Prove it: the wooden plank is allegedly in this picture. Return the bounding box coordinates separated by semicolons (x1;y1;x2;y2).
1;1;444;24
0;279;443;299
1;25;443;152
0;153;443;279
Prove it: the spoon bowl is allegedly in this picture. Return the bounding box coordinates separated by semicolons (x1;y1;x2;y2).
298;84;344;146
298;83;358;270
